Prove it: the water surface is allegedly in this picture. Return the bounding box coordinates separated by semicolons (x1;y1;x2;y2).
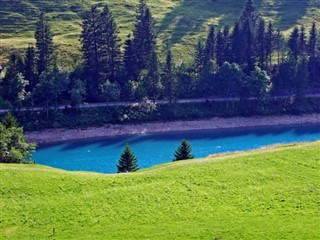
34;124;320;174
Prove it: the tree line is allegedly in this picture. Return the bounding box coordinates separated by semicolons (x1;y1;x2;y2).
0;0;319;113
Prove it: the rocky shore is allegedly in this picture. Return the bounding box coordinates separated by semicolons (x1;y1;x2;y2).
26;114;320;143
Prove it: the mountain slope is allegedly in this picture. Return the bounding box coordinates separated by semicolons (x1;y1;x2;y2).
1;141;320;239
0;0;319;64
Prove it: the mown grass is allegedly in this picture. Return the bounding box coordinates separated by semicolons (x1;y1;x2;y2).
0;0;319;64
1;141;319;239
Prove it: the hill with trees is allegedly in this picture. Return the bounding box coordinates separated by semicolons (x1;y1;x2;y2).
0;0;319;64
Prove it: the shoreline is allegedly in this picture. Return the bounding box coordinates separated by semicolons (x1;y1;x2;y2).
26;113;320;144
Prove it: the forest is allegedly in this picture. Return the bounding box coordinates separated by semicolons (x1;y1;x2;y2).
0;0;319;129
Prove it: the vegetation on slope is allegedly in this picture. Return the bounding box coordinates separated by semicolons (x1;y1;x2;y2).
1;141;319;239
0;0;319;63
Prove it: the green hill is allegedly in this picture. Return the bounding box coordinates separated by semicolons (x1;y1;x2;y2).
1;141;319;239
1;0;320;64
0;0;319;64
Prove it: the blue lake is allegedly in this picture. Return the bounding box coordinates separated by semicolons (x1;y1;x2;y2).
34;124;320;174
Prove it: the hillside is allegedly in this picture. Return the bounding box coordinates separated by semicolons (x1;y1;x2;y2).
0;0;320;64
1;141;319;239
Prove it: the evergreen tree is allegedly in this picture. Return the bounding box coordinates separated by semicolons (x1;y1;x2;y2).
131;0;156;79
194;40;204;75
242;20;255;73
162;50;176;106
299;26;306;57
231;22;244;64
204;25;216;63
24;45;37;91
35;12;54;75
308;22;317;86
288;27;300;61
123;34;135;79
4;51;24;82
216;29;225;67
80;5;121;96
265;22;274;69
143;51;160;100
223;26;231;63
99;6;122;81
256;19;266;69
240;0;260;30
173;139;194;161
117;144;139;173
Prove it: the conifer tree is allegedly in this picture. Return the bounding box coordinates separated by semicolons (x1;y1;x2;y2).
216;29;225;67
123;34;135;79
117;144;139;173
308;22;318;86
173;139;194;161
131;0;156;79
256;19;266;69
24;45;37;91
288;27;300;61
143;51;160;100
80;5;121;95
194;40;204;75
231;22;244;64
204;25;216;63
162;50;176;106
265;22;274;69
35;12;54;75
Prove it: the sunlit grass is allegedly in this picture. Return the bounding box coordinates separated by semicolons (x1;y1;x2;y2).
1;141;319;239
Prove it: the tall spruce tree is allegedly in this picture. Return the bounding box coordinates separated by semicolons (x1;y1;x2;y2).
308;22;318;86
117;144;139;173
80;5;121;96
99;6;122;81
162;50;176;106
35;12;54;75
173;139;194;161
256;19;266;69
204;25;216;63
143;51;160;100
123;34;135;79
231;22;244;64
216;29;225;67
24;45;37;91
288;27;300;61
265;22;274;69
130;0;156;79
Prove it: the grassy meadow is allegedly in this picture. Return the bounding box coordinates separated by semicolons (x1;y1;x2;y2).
1;141;319;239
0;0;320;64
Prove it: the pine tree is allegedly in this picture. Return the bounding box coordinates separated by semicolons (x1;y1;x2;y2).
123;34;135;79
80;5;121;95
162;50;176;106
35;12;54;75
308;22;317;86
131;0;156;79
194;40;204;75
265;22;274;69
240;0;260;30
173;139;194;161
24;45;37;91
99;6;122;81
231;22;244;64
216;29;225;67
143;51;160;100
299;25;306;57
256;19;266;69
117;144;139;173
288;27;300;61
204;25;216;63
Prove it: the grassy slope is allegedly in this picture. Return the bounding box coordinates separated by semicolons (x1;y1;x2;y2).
0;141;319;239
0;0;320;64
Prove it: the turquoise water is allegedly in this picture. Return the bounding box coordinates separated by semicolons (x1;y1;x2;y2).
34;124;320;174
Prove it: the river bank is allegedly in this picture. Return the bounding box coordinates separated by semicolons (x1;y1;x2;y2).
25;113;320;143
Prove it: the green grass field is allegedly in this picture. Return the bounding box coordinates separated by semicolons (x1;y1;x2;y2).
0;0;320;64
1;141;319;239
